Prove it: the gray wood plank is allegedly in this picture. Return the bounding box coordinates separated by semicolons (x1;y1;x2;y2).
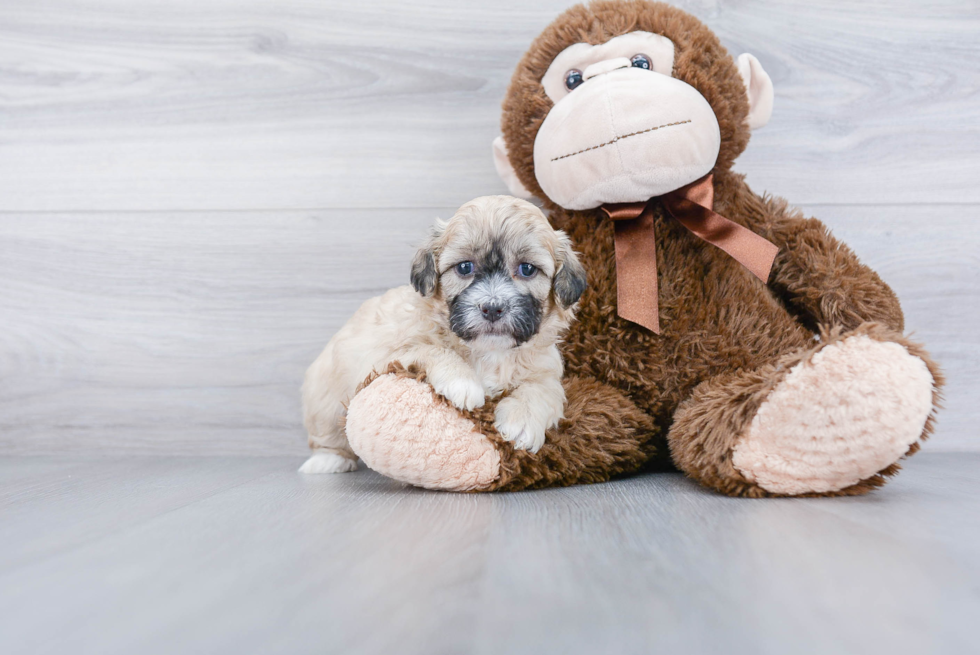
0;456;280;571
0;0;977;211
0;453;977;655
1;204;976;454
0;208;443;455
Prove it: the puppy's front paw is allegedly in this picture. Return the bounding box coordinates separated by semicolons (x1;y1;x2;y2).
494;397;546;453
299;452;358;474
432;376;485;411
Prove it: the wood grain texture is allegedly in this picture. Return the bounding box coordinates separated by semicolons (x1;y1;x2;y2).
1;453;978;654
0;0;977;211
1;205;976;455
0;456;277;570
0;208;442;455
0;0;977;455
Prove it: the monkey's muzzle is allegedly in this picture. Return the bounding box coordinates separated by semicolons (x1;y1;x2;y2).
533;67;721;210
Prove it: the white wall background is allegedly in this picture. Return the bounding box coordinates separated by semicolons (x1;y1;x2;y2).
1;0;977;455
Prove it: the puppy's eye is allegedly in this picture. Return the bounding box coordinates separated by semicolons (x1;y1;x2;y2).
517;263;537;278
564;69;583;91
630;54;651;70
455;261;474;276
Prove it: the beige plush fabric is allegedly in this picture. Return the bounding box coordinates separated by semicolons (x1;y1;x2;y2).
492;136;533;199
540;31;675;102
533;66;721;210
345;373;501;491
732;335;935;494
735;53;773;130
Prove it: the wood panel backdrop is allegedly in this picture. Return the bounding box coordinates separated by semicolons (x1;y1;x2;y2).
1;0;977;455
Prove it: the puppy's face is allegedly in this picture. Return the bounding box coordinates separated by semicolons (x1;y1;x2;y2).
411;196;586;347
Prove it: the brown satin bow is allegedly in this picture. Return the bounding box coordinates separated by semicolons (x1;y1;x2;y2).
602;173;778;334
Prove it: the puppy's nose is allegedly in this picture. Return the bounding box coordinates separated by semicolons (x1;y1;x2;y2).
480;302;506;323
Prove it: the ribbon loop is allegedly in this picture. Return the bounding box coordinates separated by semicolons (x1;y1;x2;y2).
601;173;778;335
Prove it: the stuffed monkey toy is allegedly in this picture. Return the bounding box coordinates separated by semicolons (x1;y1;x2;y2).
341;0;942;496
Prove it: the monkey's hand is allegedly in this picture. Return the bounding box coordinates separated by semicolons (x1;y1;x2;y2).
345;369;657;492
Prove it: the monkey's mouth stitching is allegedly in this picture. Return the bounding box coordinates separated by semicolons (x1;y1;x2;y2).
550;119;693;162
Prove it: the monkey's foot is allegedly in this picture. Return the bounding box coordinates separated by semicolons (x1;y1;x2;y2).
732;334;936;495
345;373;501;491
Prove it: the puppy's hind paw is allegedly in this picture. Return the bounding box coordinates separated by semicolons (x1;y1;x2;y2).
299;452;358;474
432;377;486;411
494;397;546;453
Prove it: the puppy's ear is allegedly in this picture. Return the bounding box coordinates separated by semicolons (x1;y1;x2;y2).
553;234;587;308
410;223;444;297
411;249;437;297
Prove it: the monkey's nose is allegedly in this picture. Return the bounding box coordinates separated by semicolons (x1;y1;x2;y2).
583;57;631;81
480;302;506;323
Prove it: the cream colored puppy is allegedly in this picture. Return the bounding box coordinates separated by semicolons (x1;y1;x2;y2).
300;195;587;474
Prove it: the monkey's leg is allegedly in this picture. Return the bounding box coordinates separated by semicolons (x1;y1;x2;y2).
667;323;942;497
344;366;660;492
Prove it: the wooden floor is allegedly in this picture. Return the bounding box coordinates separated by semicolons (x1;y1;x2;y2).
1;452;978;655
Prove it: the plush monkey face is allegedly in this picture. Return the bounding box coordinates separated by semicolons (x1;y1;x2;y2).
493;1;774;211
534;31;722;209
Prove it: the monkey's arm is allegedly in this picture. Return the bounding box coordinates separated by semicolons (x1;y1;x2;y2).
344;368;663;492
749;194;904;333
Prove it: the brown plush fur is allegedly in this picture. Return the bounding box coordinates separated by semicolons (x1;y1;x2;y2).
502;0;751;211
481;376;665;491
355;362;662;491
668;323;944;497
475;0;942;496
350;1;941;496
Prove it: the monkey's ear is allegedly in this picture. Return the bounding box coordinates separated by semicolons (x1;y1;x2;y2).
492;136;534;199
736;53;774;130
552;235;587;308
411;227;442;297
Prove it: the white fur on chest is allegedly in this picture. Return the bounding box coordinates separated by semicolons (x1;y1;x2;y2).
465;336;562;399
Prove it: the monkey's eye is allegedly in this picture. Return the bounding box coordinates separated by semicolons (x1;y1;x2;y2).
630;54;651;70
455;261;474;276
517;263;537;278
564;69;584;91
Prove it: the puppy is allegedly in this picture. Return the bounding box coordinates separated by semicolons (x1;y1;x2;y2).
299;195;587;474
